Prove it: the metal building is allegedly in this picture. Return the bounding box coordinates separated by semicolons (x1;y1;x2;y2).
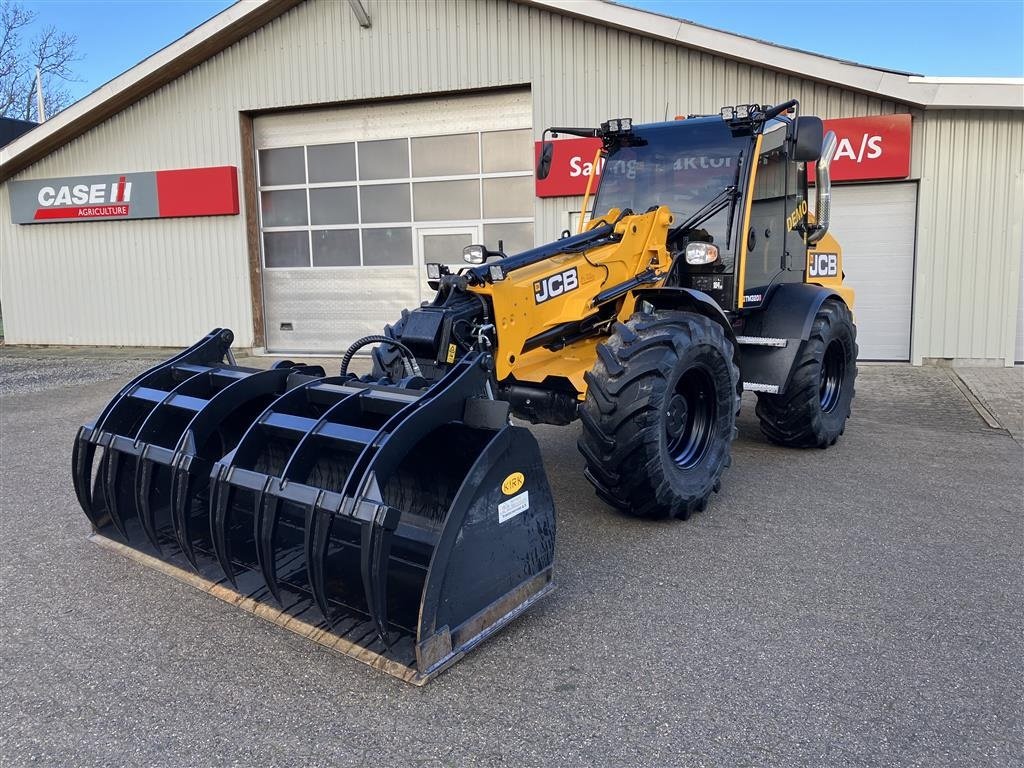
1;0;1022;364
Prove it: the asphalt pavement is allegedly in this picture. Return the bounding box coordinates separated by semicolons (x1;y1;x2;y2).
1;352;1021;767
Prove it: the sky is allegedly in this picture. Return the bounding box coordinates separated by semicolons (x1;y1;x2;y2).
23;0;1024;106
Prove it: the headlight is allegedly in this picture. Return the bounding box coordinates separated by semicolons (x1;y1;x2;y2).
425;262;442;280
684;242;719;265
488;264;506;282
463;244;487;265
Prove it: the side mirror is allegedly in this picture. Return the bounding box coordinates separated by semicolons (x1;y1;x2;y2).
463;244;487;264
793;116;824;163
536;141;554;180
807;130;838;245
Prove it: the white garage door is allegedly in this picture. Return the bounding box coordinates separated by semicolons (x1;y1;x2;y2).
254;90;534;354
827;183;917;360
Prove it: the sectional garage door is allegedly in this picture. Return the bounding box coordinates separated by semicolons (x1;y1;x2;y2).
827;183;917;360
254;90;534;354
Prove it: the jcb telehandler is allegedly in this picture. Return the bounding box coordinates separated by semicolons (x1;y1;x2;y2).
74;99;856;684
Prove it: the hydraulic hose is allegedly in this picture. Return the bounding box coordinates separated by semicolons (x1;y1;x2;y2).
340;335;422;379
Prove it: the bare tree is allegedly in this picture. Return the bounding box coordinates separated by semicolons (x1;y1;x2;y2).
0;1;80;121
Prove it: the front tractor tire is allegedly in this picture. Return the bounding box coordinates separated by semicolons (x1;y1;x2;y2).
755;299;857;448
578;310;740;520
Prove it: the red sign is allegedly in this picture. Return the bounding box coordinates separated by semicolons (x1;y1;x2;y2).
534;137;603;198
810;114;912;182
533;113;912;197
11;166;239;224
156;166;239;217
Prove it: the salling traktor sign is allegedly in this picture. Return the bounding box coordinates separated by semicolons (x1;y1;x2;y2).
8;166;239;224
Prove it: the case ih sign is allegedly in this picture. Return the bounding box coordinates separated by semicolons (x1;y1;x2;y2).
533;113;912;197
9;166;239;224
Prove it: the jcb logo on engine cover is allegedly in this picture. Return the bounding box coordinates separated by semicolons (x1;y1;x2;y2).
808;252;838;277
534;267;579;304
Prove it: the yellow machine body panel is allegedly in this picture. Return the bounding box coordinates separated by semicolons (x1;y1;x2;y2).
807;231;855;311
468;207;675;390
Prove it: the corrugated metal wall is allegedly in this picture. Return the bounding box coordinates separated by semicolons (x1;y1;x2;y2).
911;110;1024;364
0;0;1019;360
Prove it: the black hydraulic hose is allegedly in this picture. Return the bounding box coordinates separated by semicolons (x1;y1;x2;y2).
340;335;422;378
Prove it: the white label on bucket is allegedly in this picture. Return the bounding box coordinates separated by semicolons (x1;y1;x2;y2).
498;491;529;523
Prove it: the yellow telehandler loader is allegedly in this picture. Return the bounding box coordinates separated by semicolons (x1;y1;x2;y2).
74;100;856;683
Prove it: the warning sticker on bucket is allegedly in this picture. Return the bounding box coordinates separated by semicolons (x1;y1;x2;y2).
498;491;529;523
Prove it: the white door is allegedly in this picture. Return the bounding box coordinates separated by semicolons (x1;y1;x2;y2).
416;226;481;302
828;183;917;361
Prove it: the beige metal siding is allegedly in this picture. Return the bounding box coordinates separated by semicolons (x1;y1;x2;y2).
0;0;909;347
911;110;1024;364
0;0;1016;359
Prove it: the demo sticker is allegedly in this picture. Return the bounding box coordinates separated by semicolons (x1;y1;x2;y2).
498;491;529;523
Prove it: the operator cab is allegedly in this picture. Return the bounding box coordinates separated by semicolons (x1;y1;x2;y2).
590;104;826;312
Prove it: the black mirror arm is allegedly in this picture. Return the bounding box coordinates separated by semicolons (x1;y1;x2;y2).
546;126;600;139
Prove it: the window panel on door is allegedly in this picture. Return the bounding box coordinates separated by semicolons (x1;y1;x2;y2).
359;183;411;224
484;222;534;255
413;179;481;221
312;229;360;267
358;138;409;180
411;133;479;177
258;146;306;186
309;186;358;226
263;231;310;268
260;189;308;227
258;128;536;280
362;227;413;266
481;129;533;172
482;176;533;218
307;142;357;183
745;146;789;290
423;232;474;265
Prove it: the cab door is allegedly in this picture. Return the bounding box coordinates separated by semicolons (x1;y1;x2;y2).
742;123;805;304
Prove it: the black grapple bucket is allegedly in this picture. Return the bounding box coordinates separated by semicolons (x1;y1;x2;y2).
73;329;556;684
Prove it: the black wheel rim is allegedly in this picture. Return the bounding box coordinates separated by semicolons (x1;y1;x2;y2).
819;339;846;414
665;366;717;470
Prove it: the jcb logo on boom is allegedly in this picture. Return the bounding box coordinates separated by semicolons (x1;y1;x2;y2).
534;267;579;304
808;252;838;278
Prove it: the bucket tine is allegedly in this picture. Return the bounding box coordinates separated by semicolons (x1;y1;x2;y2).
253;492;283;603
360;515;398;646
356;476;401;646
134;453;163;553
170;462;200;570
72;428;100;527
210;476;238;586
304;504;333;623
103;449;129;539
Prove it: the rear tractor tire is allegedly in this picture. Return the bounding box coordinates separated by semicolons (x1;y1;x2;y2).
578;310;740;519
755;299;857;448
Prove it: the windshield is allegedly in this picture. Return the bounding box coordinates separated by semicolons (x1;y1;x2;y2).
593;120;749;262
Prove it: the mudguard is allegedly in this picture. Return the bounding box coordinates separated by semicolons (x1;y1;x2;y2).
737;283;845;394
